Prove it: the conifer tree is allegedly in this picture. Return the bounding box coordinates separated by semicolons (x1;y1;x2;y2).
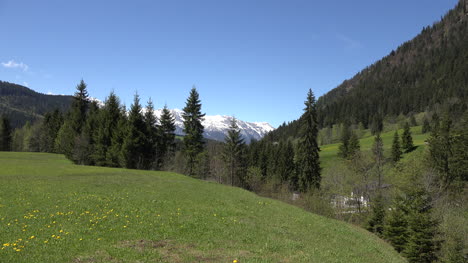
372;133;384;187
54;121;75;157
73;101;99;165
403;189;439;263
106;106;127;167
142;98;159;169
93;91;122;166
223;117;245;186
401;122;414;153
70;80;90;135
384;199;409;253
158;105;176;169
409;115;417;126
182;87;205;176
121;94;147;169
277;140;295;183
40;109;64;153
338;123;360;159
421;117;430;134
371;114;383;135
297;89;321;191
391;131;402;163
366;194;385;237
0;116;12;151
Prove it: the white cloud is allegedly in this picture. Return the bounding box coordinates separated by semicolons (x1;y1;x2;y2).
1;60;29;71
336;34;362;49
23;82;29;87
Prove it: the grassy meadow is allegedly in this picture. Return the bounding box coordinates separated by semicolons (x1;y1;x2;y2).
0;152;405;263
320;126;428;169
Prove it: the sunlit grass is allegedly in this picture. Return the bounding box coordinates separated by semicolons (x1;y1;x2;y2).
0;152;404;262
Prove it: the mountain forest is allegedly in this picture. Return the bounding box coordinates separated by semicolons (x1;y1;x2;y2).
1;1;467;262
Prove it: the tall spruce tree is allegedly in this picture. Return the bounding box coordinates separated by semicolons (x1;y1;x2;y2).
106;106;127;167
70;80;90;135
0;116;12;151
93;91;122;166
366;194;385;237
297;89;321;191
384;199;409;253
142;98;159;169
73;101;99;165
372;133;384;187
40;109;64;153
391;131;402;163
421;117;430;134
401;122;414;153
182;87;205;176
223;117;245;186
158;105;176;169
121;94;147;169
403;188;439;263
371;114;383;135
338;123;360;159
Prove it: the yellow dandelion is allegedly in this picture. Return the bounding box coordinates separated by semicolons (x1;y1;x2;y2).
44;240;48;244
233;260;238;263
30;236;35;239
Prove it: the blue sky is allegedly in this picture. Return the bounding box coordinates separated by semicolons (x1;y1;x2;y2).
0;0;458;127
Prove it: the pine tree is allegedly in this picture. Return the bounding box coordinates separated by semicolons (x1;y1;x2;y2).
73;101;100;165
121;94;147;169
401;122;414;153
142;98;159;169
338;123;360;159
297;89;321;191
372;133;384;187
158;105;176;169
371;114;383;135
93;91;122;166
384;199;409;253
410;115;417;126
223;117;245;186
182;87;205;176
0;116;12;151
54;120;75;157
69;80;90;135
277;140;295;183
106;107;127;167
366;194;385;237
391;131;402;163
403;189;439;263
421;117;430;134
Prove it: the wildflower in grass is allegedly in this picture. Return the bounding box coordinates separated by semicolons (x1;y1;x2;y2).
3;243;10;247
44;240;48;244
233;260;238;263
29;235;35;239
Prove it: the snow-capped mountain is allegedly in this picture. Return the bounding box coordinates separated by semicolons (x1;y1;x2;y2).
154;109;274;143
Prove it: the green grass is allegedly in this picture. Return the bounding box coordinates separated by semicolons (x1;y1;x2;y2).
320;126;428;169
0;152;404;262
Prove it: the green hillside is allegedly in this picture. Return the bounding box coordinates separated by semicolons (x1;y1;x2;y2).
0;81;72;128
320;126;428;169
0;152;404;263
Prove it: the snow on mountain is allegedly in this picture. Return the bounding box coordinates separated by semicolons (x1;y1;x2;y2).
154;109;274;143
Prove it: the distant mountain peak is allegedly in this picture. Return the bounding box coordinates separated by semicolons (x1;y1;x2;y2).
154;109;274;143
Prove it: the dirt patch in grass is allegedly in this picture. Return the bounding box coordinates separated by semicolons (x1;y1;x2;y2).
73;250;123;263
118;239;237;262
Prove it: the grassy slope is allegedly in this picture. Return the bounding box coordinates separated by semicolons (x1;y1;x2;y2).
320;126;428;169
0;152;404;263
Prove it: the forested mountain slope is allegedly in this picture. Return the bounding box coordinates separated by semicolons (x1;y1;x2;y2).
0;81;72;128
267;1;467;141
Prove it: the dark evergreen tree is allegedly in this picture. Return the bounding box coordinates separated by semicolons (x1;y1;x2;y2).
73;101;99;165
182;87;205;176
384;199;409;253
403;189;439;263
371;114;383;135
106;107;127;167
410;115;417;126
142;98;159;169
54;120;75;157
40;109;64;153
296;89;321;191
391;131;402;163
223;117;245;186
69;80;90;135
338;123;360;159
277;140;295;183
372;133;384;187
93;91;122;166
0;116;12;151
366;194;385;237
421;117;430;134
158;105;176;169
401;122;414;153
121;94;147;169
